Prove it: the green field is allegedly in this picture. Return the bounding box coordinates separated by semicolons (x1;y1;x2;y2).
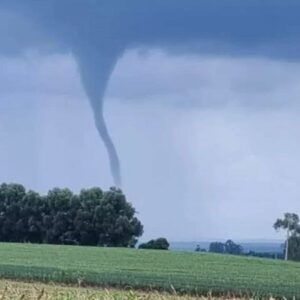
0;243;299;298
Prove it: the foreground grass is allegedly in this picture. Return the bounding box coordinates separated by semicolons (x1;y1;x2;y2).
0;280;275;300
0;243;299;298
0;280;217;300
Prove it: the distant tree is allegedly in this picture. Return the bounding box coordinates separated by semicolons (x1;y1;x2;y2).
209;240;242;255
195;244;207;252
209;242;225;254
245;251;284;260
224;240;243;255
274;213;300;260
288;236;300;261
139;238;169;250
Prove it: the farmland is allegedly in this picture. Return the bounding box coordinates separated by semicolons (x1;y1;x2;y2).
0;243;299;298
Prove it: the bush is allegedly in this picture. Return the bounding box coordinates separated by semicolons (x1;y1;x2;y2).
139;238;169;250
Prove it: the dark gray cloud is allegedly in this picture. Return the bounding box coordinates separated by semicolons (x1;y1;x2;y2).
2;0;300;57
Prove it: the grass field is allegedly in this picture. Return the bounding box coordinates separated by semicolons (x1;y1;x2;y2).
0;243;299;299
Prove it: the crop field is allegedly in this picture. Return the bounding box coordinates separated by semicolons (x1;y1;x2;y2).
0;243;299;299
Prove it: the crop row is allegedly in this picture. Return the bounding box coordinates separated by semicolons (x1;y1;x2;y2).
0;264;299;299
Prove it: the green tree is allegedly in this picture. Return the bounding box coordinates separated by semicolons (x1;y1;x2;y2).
0;183;143;247
209;240;242;255
94;188;143;247
0;183;26;242
47;188;73;212
274;213;300;261
79;187;103;211
225;240;243;255
209;242;225;254
287;236;300;261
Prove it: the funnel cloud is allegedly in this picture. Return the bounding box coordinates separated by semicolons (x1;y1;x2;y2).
75;46;122;186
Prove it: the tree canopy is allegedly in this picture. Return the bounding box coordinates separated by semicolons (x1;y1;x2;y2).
0;183;143;247
274;213;300;233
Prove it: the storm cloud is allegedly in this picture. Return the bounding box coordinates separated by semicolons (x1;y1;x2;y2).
0;0;300;240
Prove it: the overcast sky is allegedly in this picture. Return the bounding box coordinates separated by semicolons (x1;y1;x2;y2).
0;1;300;241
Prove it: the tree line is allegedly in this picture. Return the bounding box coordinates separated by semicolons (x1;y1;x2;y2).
208;240;243;255
196;213;300;261
0;183;143;247
204;240;284;259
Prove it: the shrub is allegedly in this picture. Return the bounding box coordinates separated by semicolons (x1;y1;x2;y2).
139;238;169;250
